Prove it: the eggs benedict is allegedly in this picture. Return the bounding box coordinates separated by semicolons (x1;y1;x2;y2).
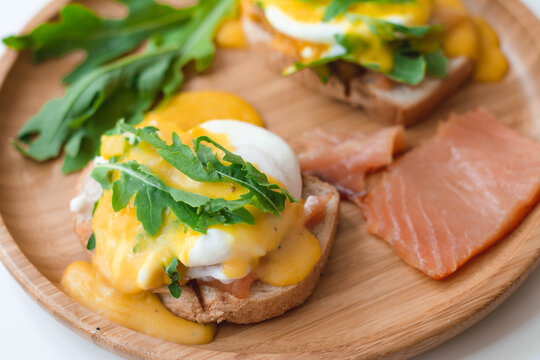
62;91;339;344
242;0;507;125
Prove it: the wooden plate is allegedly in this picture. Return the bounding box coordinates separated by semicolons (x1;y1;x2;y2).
1;0;540;358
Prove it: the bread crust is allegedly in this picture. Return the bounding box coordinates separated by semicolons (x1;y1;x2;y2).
74;166;340;324
242;6;474;126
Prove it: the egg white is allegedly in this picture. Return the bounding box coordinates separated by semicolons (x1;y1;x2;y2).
265;5;347;58
265;6;347;45
263;5;414;60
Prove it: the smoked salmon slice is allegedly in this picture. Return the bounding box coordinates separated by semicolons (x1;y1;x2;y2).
199;273;256;299
293;126;406;197
303;194;331;227
361;109;540;279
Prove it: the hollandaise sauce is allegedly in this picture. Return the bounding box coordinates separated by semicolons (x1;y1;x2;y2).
216;0;248;48
257;219;321;286
434;0;507;82
62;261;215;344
62;91;321;344
217;19;248;49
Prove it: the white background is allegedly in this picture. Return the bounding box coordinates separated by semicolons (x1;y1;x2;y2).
1;1;539;359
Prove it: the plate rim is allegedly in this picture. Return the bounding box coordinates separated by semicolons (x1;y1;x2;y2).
1;0;540;359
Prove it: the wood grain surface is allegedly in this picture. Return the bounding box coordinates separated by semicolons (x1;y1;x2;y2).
1;0;540;359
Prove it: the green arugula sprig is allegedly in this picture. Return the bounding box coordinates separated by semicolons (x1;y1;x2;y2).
3;0;195;84
86;233;96;250
91;122;295;236
165;257;182;298
194;135;295;216
9;0;236;174
91;159;255;236
323;0;415;21
119;121;296;216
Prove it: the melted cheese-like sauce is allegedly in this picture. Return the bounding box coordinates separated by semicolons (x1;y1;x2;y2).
257;213;321;286
63;90;320;344
143;91;264;134
216;3;248;49
434;0;507;82
471;17;508;82
217;19;248;49
62;261;215;344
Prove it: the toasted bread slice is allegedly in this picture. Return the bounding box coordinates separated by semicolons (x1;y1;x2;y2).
73;166;340;324
242;5;474;126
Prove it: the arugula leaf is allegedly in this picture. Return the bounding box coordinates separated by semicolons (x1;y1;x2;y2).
424;49;448;78
12;0;236;174
118;122;296;217
386;52;426;85
3;0;194;84
165;257;182;298
122;123;216;182
86;233;96;250
91;160;255;236
194;136;297;216
283;55;343;83
323;0;415;21
385;48;447;84
353;15;443;40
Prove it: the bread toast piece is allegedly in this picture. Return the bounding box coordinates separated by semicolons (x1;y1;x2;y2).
242;5;475;126
73;166;340;324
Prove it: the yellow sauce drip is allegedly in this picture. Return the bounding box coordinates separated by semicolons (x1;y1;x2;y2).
472;17;508;82
215;1;248;49
143;91;264;134
442;20;479;60
62;261;215;344
215;201;320;280
257;212;321;286
434;0;507;82
216;19;248;49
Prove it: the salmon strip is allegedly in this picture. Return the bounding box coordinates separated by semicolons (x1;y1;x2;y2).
303;194;331;227
361;109;540;279
293;126;407;197
199;272;256;299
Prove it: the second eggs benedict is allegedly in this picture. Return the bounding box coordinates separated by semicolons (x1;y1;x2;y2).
242;0;508;125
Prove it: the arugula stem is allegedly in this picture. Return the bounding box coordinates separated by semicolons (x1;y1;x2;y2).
94;162;170;192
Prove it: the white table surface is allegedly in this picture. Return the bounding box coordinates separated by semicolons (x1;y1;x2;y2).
1;1;539;359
